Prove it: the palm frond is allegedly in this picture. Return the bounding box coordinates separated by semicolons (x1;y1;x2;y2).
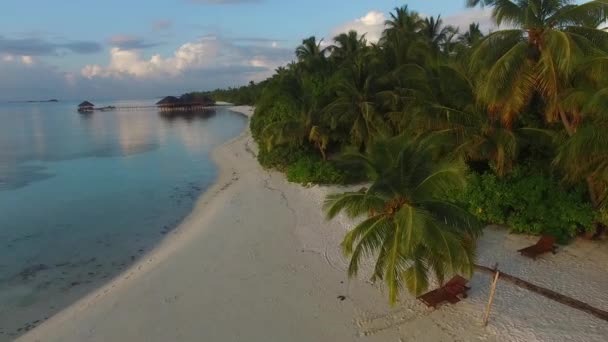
323;191;386;219
549;0;608;28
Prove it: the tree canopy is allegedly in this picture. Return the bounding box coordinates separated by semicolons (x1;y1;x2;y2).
213;1;608;302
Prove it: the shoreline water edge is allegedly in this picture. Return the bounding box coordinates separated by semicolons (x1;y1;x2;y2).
19;106;608;342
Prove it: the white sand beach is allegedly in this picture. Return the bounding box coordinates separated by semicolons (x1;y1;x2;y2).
19;106;608;342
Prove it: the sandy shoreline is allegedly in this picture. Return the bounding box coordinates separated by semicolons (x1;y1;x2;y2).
19;106;608;341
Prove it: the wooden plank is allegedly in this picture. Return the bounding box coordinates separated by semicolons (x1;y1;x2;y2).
475;264;608;322
482;270;500;326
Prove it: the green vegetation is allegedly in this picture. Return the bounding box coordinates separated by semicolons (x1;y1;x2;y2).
219;1;608;301
324;136;482;302
452;168;595;243
196;81;265;105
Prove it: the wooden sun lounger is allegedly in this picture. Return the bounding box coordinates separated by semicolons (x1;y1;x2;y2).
518;235;558;260
417;275;470;309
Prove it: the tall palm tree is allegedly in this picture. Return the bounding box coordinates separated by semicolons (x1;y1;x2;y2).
329;30;368;64
468;0;608;207
467;0;608;130
295;36;327;71
459;23;484;47
382;5;423;38
261;71;330;159
421;15;459;55
555;84;608;208
420;64;554;176
324;136;482;303
324;55;389;150
380;5;429;67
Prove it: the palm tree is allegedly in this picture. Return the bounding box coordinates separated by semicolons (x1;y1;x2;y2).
380;5;429;67
459;23;484;47
324;55;389;150
324;136;482;303
467;0;608;130
554;84;608;208
413;64;553;177
261;71;330;159
467;0;608;206
295;36;328;71
329;30;368;64
420;15;459;56
382;5;423;38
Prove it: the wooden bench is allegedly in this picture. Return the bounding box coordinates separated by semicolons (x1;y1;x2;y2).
518;235;558;260
418;275;470;309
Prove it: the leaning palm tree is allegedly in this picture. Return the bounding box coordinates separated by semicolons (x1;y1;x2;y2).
324;136;482;303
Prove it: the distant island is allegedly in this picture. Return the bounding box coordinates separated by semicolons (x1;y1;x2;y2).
7;99;59;103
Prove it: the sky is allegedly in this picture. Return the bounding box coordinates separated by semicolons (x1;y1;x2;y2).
0;0;498;101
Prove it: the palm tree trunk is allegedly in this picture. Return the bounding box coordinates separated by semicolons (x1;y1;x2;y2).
587;176;599;208
559;110;575;136
557;110;601;208
319;144;327;160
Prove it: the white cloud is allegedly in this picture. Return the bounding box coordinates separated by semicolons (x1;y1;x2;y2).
443;8;497;33
82;35;291;82
331;10;386;44
21;56;34;65
1;53;35;65
328;8;498;47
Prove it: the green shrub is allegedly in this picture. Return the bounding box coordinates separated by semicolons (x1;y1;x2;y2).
286;156;347;185
455;168;595;243
257;144;312;171
250;94;298;142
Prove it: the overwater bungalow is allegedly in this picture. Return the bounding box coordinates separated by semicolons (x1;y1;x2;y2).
78;101;95;113
156;96;181;108
156;95;215;112
178;94;215;107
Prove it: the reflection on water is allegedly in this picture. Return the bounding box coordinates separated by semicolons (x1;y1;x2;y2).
0;100;246;340
0;104;223;190
0;164;52;191
158;108;217;122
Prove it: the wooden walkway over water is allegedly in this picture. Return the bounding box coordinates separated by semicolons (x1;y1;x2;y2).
80;104;218;113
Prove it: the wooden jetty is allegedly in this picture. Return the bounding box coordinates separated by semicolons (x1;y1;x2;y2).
77;95;216;113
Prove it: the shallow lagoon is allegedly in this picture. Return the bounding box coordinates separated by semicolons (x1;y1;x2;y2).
0;100;246;339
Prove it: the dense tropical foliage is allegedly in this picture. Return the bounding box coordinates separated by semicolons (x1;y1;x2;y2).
208;1;608;301
198;80;265;105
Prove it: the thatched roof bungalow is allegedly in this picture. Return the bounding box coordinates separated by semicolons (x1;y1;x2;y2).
78;101;94;112
178;94;215;107
156;96;181;107
156;94;215;112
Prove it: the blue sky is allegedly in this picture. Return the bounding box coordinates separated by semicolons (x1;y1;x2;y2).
0;1;490;101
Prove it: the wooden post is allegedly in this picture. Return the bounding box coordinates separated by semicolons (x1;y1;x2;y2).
482;270;500;326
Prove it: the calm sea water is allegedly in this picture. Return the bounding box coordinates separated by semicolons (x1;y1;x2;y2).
0;100;247;339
